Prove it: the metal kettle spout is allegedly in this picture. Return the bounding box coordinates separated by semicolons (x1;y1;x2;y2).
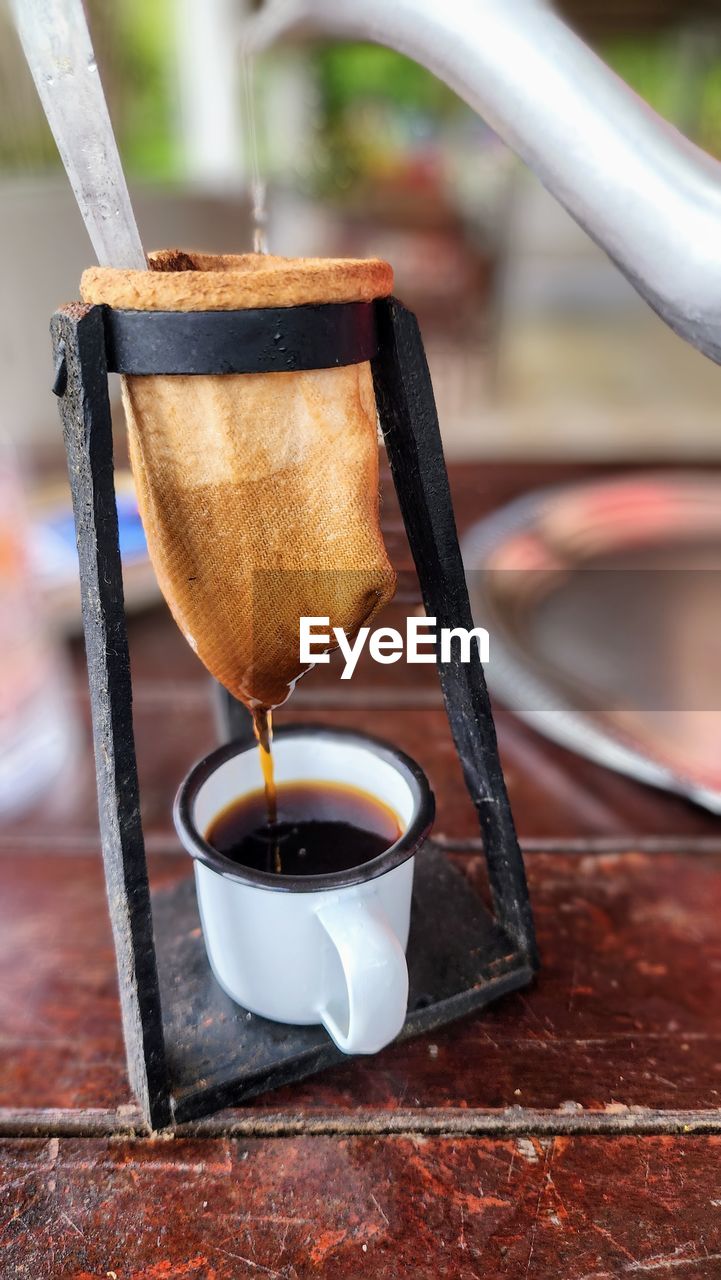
251;0;721;365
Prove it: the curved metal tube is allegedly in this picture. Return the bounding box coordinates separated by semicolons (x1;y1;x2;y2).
250;0;721;363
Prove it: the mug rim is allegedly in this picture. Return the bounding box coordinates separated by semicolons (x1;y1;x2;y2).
173;723;435;893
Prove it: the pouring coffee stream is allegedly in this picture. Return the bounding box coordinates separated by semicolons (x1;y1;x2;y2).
252;705;281;871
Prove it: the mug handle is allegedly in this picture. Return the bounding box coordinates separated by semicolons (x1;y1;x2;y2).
315;894;409;1055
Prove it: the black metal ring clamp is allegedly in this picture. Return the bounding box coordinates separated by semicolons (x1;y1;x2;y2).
104;301;377;376
53;300;377;392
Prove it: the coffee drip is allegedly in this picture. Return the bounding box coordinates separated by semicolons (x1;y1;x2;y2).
251;704;282;871
252;706;276;821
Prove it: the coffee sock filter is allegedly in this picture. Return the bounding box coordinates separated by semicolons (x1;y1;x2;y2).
80;251;397;710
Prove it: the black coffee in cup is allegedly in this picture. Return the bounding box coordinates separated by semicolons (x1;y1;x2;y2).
206;780;402;877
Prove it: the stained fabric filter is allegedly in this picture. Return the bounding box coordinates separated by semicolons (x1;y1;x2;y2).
80;251;397;710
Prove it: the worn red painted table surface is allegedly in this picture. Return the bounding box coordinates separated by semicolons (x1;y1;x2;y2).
2;461;721;1279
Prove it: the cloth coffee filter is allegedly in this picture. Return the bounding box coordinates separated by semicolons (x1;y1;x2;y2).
80;251;397;710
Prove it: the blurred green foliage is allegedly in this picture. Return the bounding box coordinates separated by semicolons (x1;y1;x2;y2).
317;43;461;122
309;43;468;197
110;0;180;180
604;34;721;155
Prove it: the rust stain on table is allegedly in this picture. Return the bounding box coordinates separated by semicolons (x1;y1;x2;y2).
2;1135;721;1279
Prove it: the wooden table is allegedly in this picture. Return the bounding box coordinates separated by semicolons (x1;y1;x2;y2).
2;461;720;1279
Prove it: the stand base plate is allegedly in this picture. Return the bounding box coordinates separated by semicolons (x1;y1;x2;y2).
152;842;534;1124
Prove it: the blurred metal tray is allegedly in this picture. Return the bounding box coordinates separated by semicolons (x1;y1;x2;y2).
462;471;721;812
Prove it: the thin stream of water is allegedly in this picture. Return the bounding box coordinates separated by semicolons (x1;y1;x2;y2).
252;706;280;871
241;50;269;255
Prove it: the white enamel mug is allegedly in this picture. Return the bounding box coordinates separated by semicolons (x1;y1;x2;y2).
173;727;434;1055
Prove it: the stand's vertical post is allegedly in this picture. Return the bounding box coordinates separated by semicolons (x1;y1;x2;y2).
51;304;171;1128
372;297;537;965
214;683;255;746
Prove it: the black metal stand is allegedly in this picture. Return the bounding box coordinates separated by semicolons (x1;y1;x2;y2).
51;296;536;1129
